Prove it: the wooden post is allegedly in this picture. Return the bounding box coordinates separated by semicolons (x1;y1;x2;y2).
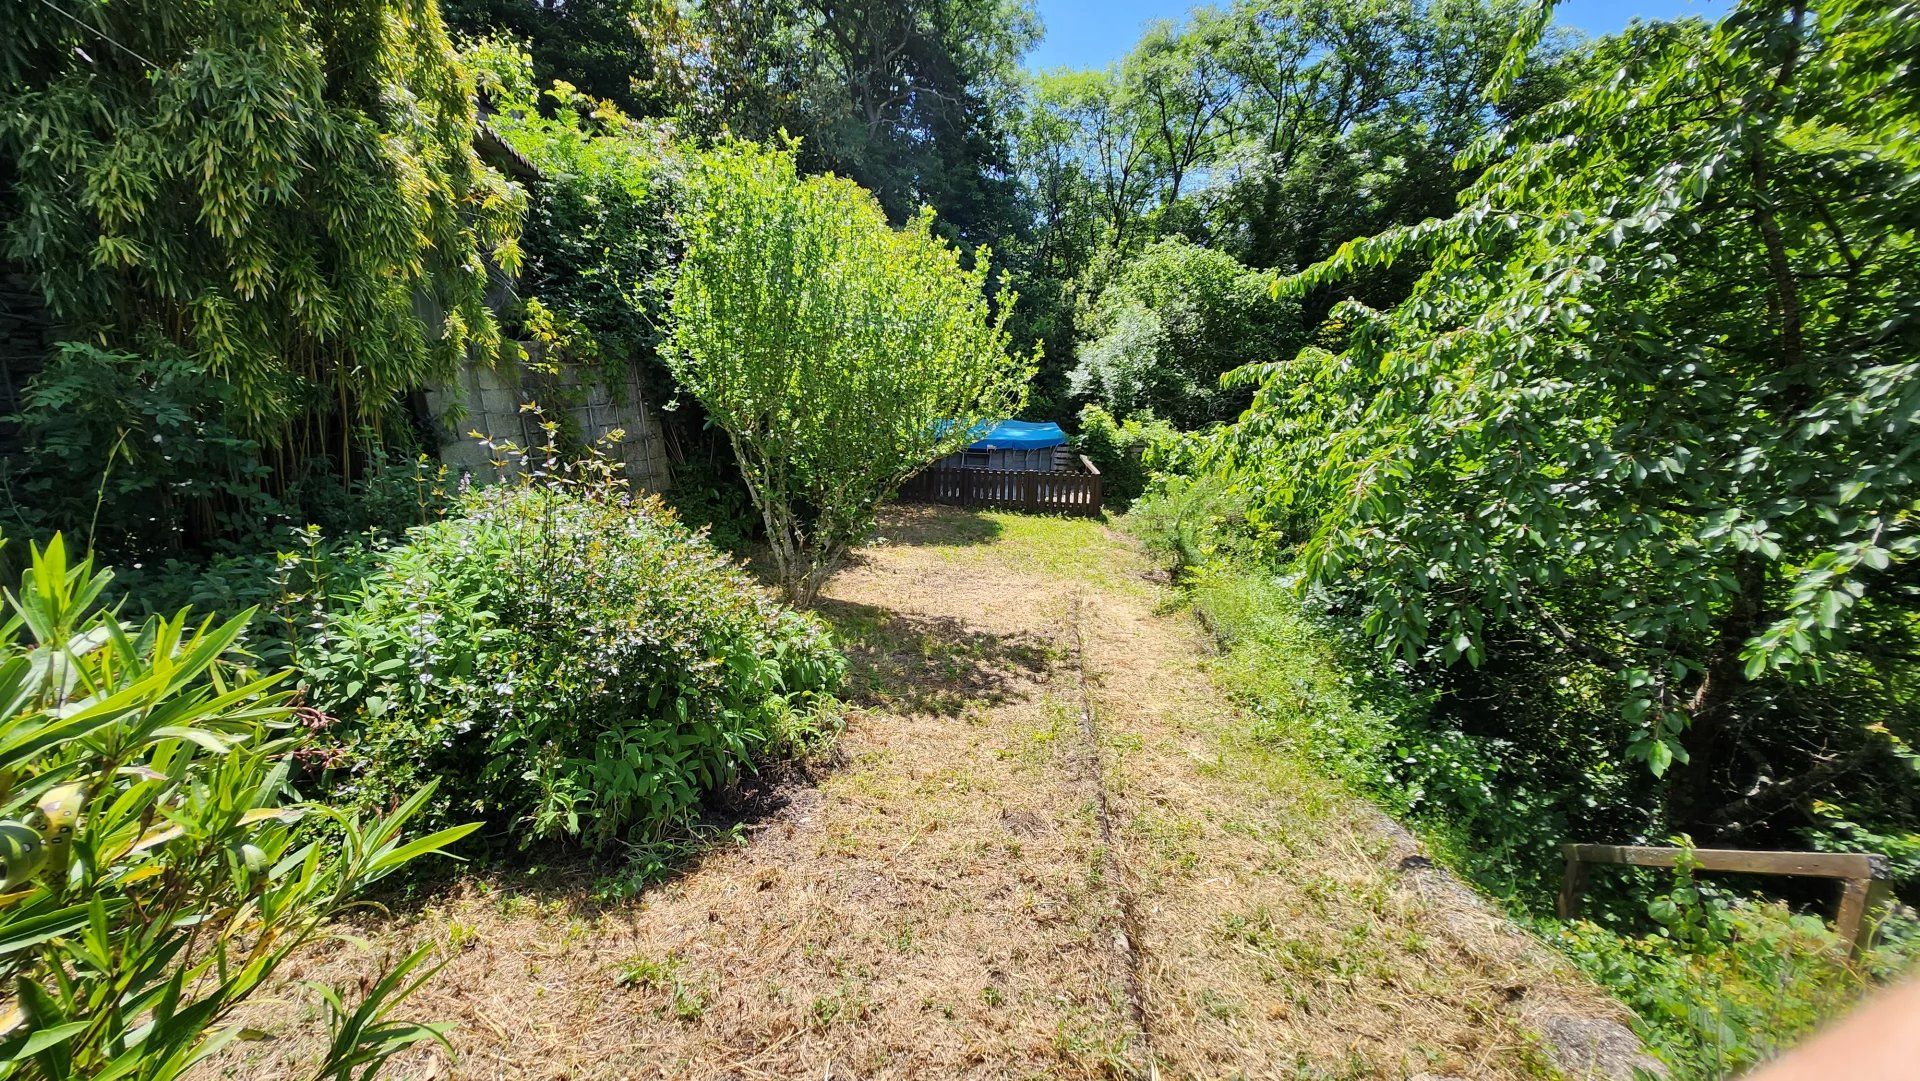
1836;878;1894;958
1557;843;1590;920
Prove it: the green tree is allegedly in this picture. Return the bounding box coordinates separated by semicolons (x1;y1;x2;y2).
1025;69;1153;249
440;0;699;117
1120;13;1237;213
1072;238;1298;428
0;535;476;1078
667;140;1034;605
1219;0;1920;838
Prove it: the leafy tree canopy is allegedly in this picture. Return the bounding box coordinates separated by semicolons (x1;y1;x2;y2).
1216;0;1920;836
1071;238;1298;428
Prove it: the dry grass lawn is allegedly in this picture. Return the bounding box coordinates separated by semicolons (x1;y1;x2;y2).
215;505;1639;1081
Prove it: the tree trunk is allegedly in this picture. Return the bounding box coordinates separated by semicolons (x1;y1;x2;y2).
1666;555;1770;839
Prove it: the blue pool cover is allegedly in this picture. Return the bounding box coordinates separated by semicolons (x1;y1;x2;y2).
959;419;1067;450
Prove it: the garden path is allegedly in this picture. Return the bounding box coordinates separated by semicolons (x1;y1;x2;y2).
227;505;1643;1081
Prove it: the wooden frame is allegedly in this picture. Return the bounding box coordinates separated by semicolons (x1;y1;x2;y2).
1557;843;1894;957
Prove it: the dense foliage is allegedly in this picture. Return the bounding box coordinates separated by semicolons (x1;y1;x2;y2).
446;0;1038;252
668;140;1034;605
1216;0;1920;845
1125;0;1920;1071
1010;0;1575;405
1164;548;1918;1078
1070;239;1295;427
465;43;678;393
0;536;475;1078
299;483;844;849
442;0;698;118
1071;405;1183;507
0;0;521;556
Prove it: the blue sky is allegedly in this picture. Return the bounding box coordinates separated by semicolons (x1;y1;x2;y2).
1024;0;1732;71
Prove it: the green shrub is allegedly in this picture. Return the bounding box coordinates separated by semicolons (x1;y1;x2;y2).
1549;868;1919;1079
0;535;475;1079
1071;405;1182;507
1125;471;1252;578
666;137;1033;605
299;485;845;849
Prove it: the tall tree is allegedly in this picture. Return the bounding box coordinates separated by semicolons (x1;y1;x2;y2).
1026;69;1153;248
1218;0;1920;840
1121;13;1237;211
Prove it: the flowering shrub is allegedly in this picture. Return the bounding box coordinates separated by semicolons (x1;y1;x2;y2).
298;486;845;849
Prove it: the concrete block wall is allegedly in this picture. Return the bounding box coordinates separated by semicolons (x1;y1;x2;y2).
425;346;671;492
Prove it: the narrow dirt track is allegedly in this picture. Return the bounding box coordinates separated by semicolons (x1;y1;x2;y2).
223;506;1641;1081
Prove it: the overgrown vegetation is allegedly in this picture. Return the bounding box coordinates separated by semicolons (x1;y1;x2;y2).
296;448;844;849
1070;239;1294;428
1123;0;1920;1072
0;535;476;1078
0;0;520;559
1163;552;1920;1077
4;0;1917;1071
1071;405;1182;507
1210;0;1919;859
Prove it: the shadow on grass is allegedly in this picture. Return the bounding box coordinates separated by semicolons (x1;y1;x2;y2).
815;597;1054;717
344;750;836;924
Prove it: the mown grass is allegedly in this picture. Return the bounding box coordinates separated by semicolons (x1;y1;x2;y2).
871;506;1139;591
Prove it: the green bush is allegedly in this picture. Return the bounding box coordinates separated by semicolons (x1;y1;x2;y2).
1549;869;1920;1079
0;535;475;1079
1125;470;1251;578
299;485;845;849
666;137;1033;606
1071;404;1182;507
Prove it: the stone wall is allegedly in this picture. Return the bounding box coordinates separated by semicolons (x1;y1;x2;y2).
425;347;672;492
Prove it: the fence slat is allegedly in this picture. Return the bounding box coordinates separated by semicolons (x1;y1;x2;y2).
898;467;1101;517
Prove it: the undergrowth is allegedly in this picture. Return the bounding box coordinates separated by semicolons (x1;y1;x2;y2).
1158;549;1920;1079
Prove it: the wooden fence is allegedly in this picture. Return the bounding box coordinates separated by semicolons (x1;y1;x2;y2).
1558;843;1893;956
898;457;1102;517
